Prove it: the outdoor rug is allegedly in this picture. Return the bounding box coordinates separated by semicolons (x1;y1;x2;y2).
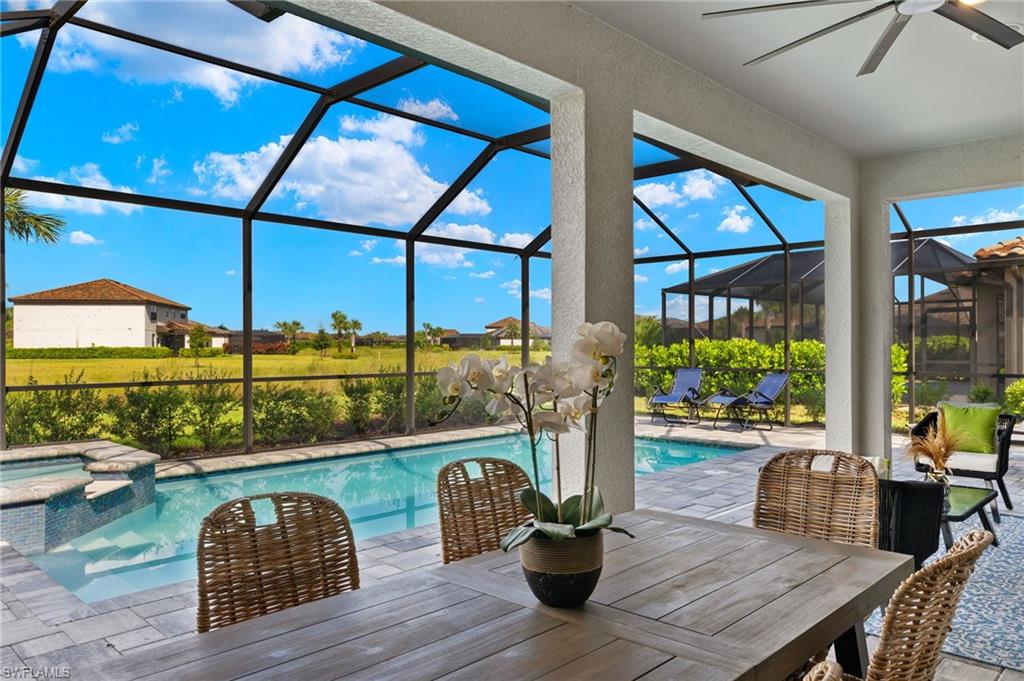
866;511;1024;671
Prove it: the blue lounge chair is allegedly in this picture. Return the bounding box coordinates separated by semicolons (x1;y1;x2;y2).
703;372;789;430
648;368;702;424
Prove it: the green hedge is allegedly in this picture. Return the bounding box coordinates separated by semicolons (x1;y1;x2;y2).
1005;379;1024;417
636;338;910;416
8;346;175;359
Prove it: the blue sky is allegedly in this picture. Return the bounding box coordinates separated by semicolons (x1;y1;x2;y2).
3;2;1021;333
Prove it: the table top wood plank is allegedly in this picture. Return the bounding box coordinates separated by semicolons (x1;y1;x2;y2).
532;638;674;681
662;546;847;635
609;538;799;619
435;623;616;681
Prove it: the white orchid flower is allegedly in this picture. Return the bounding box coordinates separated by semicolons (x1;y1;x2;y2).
572;335;602;364
589;321;627;358
488;356;515;393
485;395;512;417
459;353;494;391
568;360;604;392
436;365;470;402
533;410;571;435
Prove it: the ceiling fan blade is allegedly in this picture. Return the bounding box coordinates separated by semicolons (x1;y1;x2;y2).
702;0;869;20
933;1;1024;49
744;0;895;65
858;12;911;75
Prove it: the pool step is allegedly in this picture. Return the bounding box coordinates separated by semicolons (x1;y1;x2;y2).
84;480;132;500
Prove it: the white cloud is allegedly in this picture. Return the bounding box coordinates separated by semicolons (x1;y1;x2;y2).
398;97;458;122
225;269;236;276
469;270;496;279
687;212;700;220
473;297;486;304
22;3;364;106
718;205;753;234
360;239;377;251
530;288;552;301
68;230;102;246
634;218;655;231
499;232;533;248
27;163;141;215
369;225;494;269
634;246;650;256
371;254;407;266
101;122;138;145
951;205;1023;227
147;157;170;184
348;250;363;256
665;261;688;275
194;114;491;227
681;169;726;200
12;155;38;174
634;274;648;283
634;181;684;208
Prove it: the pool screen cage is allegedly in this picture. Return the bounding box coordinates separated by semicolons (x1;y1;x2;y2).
0;0;799;452
3;2;1021;451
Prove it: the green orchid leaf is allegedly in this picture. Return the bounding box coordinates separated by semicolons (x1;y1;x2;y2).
577;512;612;531
533;521;577;541
518;489;558;522
500;525;538;552
606;526;636;538
559;495;583;526
587;487;606;519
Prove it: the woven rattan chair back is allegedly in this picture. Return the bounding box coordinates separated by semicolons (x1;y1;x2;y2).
438;457;533;564
802;661;843;681
196;492;359;633
754;450;879;547
865;530;992;681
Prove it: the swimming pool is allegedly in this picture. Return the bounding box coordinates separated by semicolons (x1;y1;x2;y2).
29;435;744;602
0;460;90;484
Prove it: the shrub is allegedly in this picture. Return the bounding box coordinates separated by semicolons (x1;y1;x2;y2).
1004;379;1024;416
185;369;241;451
8;346;173;359
373;366;405;433
4;371;104;445
107;370;189;454
914;380;949;408
252;383;337;445
181;346;224;358
924;335;970;360
231;342;291;355
792;386;826;423
968;383;998;404
343;380;373;435
890;343;909;406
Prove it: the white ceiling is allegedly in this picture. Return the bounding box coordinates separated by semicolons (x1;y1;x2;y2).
573;0;1024;158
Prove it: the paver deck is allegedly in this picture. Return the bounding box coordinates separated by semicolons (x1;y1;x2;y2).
1;420;1020;680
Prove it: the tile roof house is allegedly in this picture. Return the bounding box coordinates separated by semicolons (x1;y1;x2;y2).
8;279;226;350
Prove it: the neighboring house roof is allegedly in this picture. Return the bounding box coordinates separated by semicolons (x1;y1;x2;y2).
156;320;223;335
485;316;520;330
9;279;190;310
975;236;1024;260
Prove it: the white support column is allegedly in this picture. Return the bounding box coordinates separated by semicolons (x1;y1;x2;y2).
824;200;857;453
550;89;635;514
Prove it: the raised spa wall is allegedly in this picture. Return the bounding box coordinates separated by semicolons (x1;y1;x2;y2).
0;441;159;554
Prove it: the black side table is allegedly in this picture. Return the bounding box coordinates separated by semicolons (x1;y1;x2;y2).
942;485;999;550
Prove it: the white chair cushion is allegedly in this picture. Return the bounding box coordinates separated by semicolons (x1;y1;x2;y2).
917;451;998;474
809;455;884;474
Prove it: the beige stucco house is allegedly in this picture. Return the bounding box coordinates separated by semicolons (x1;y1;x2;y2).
8;279;228;350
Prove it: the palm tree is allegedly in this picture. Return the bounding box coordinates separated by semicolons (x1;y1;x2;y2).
274;320;303;351
348;318;362;354
330;310;349;353
3;188;64;244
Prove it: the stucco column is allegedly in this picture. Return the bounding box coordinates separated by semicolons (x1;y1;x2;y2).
857;196;895;464
550;89;635;514
824;200;857;453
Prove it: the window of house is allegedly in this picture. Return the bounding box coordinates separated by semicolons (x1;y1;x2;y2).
150;311;157;322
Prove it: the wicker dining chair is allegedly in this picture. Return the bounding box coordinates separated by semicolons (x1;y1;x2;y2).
196;492;359;633
840;530;993;681
437;457;533;564
754;449;879;548
803;661;844;681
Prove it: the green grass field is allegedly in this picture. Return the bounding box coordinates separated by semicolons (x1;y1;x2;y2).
6;347;533;387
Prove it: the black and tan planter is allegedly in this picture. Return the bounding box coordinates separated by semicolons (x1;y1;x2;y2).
519;531;603;608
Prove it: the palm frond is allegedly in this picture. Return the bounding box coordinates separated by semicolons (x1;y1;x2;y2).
3;188;65;244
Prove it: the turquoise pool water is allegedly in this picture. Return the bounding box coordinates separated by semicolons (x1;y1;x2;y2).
0;461;89;484
28;436;743;602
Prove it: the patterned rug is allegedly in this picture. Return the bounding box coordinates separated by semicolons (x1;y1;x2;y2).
866;512;1024;671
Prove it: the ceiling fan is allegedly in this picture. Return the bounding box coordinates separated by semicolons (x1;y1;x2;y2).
702;0;1024;76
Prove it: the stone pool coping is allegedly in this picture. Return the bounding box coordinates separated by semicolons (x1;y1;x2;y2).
155;424;524;479
1;441;159;507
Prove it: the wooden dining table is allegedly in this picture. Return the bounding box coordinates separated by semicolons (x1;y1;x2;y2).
89;509;913;681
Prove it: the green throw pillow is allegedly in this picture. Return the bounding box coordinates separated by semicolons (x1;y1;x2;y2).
939;402;1000;454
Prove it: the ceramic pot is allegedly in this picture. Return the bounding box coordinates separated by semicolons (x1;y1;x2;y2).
519;531;603;608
